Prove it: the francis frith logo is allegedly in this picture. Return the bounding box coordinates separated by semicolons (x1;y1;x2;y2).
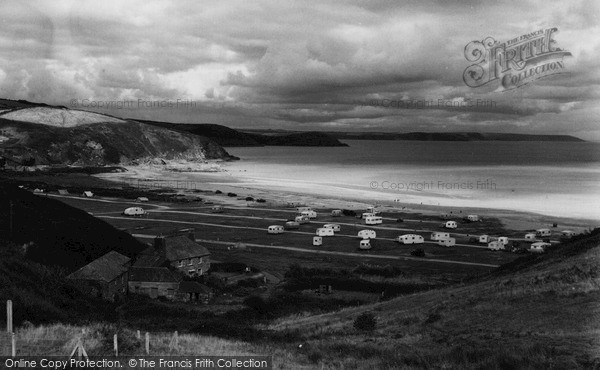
463;27;571;90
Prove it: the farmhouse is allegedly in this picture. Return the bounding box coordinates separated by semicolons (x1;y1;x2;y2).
128;267;180;299
67;251;131;301
134;231;211;277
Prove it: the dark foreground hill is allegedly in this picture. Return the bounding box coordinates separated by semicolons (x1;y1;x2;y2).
0;184;147;272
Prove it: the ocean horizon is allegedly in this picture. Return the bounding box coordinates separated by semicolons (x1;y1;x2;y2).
223;140;600;221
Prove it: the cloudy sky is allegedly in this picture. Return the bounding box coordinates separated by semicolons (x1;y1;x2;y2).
0;0;599;139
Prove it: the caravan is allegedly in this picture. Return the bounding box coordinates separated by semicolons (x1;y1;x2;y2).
397;234;424;245
497;237;509;245
362;212;375;219
267;225;284;234
123;207;146;216
323;224;341;232
331;209;342;217
530;242;550;253
478;235;490;243
524;233;536;241
284;221;300;230
358;230;376;239
301;210;318;219
430;231;450;241
536;228;551;237
316;228;335;237
444;221;458;229
488;241;505;251
295;215;310;224
359;239;372;250
437;238;456;247
365;216;383;225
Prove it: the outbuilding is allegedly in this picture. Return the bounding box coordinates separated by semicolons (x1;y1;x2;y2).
397;234;424;244
267;225;284;234
358;230;376;239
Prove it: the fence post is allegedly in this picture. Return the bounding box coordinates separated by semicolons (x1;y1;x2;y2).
6;300;13;333
136;330;141;340
11;332;15;357
113;334;118;357
145;332;150;355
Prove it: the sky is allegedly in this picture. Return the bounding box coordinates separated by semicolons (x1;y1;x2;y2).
0;0;598;139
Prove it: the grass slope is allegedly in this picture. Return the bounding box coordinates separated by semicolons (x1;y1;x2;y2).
266;230;600;368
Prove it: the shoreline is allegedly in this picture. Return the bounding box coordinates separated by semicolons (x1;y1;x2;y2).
94;163;599;233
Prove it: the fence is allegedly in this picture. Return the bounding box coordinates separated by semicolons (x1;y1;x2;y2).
1;300;180;357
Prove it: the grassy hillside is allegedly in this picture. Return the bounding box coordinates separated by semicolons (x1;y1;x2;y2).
0;184;147;272
262;230;600;368
139;120;348;147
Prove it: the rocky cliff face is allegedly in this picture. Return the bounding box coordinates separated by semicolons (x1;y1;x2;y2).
0;106;237;167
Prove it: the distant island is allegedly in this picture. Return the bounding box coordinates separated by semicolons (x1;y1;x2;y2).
329;131;585;142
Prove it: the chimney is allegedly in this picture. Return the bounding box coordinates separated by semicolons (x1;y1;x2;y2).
187;231;196;242
154;235;166;250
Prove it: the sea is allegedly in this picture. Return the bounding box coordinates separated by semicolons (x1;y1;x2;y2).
223;140;600;221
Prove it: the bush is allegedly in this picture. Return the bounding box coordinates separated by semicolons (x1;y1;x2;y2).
215;190;222;194
256;198;266;203
354;312;377;331
411;248;425;257
227;192;237;197
244;295;269;314
245;196;254;201
396;218;404;223
342;209;357;217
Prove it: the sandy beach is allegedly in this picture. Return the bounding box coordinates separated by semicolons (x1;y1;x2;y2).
95;162;599;233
